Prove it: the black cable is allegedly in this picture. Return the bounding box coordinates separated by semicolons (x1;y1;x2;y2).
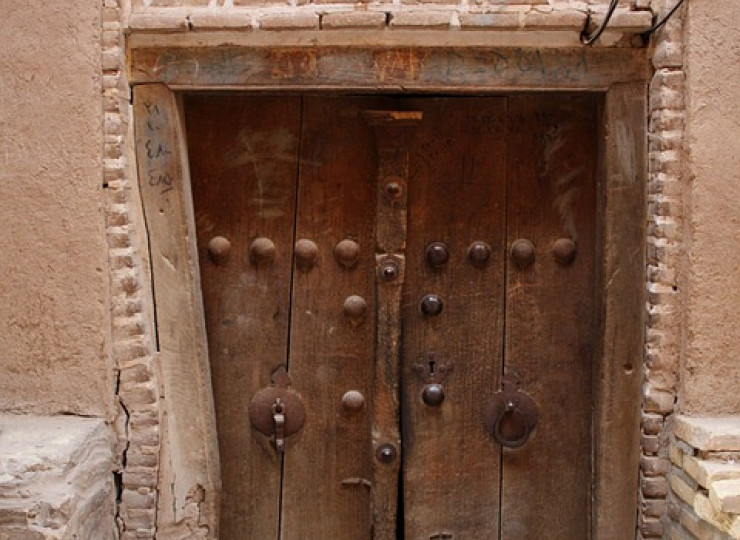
643;0;686;37
581;0;619;45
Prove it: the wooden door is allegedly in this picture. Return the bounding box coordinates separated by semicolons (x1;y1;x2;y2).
183;94;597;539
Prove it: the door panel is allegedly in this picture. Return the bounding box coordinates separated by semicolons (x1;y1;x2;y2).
501;94;597;539
184;95;302;539
184;94;598;539
280;96;387;539
402;97;507;539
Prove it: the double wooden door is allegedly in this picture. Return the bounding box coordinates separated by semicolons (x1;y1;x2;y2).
184;94;597;539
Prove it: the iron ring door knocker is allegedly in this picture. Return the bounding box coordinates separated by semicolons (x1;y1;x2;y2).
484;374;539;448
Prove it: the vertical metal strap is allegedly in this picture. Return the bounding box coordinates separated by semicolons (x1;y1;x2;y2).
363;110;422;540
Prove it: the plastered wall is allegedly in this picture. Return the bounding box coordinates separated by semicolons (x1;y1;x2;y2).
0;1;112;418
683;0;740;416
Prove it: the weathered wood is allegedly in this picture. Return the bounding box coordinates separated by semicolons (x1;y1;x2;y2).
401;97;507;539
501;94;598;539
593;82;646;540
365;110;421;540
130;46;647;91
279;97;385;539
183;94;302;539
132;84;220;535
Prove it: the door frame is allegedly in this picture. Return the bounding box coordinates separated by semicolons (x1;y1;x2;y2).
130;41;647;539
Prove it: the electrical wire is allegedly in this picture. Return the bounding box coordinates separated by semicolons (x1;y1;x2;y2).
580;0;619;46
581;0;686;46
643;0;686;36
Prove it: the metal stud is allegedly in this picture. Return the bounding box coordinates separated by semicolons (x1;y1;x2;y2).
208;236;231;263
341;390;365;412
425;242;449;268
375;443;398;464
420;294;444;317
510;239;535;268
422;383;445;407
468;241;491;266
334;239;360;268
379;258;400;282
343;295;368;325
384;178;404;200
552;238;577;266
294;239;319;269
249;237;275;264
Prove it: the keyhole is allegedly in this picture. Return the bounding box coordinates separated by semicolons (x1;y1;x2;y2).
429;360;435;378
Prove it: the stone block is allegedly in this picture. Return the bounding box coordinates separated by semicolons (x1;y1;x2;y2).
259;13;320;30
694;493;736;536
128;11;190;32
389;11;451;29
710;479;740;515
675;417;740;452
684;455;740;489
459;13;520;30
642;455;671;476
670;467;699;506
0;415;115;538
591;9;653;32
522;9;585;30
189;11;253;30
321;12;387;29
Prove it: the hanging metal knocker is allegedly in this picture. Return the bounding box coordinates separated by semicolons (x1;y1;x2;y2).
249;366;306;453
484;374;539;448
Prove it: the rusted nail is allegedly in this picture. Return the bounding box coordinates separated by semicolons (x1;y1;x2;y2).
208;236;231;263
375;443;398;464
425;242;449;268
420;294;444;317
510;239;535;269
249;237;275;264
294;239;319;270
468;241;491;266
343;295;368;325
341;390;365;412
334;238;360;268
379;258;400;282
552;238;577;265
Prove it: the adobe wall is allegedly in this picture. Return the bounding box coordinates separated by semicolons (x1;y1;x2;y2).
682;0;740;416
0;2;113;416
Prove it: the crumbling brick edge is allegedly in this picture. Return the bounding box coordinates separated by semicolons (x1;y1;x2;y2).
103;1;162;538
640;1;688;538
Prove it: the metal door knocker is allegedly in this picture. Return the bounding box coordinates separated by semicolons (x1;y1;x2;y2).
484;374;538;448
249;366;306;453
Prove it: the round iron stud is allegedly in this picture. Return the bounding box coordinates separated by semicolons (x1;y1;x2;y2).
343;295;368;325
425;242;449;268
510;239;536;269
379;259;400;282
422;384;445;407
468;241;492;266
552;238;577;266
294;239;319;269
341;390;365;412
420;294;444;317
208;236;231;263
384;179;404;200
375;443;398;464
334;239;360;268
249;237;276;264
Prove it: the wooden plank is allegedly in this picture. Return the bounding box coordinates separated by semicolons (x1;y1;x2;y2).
501;94;598;539
279;97;387;539
593;82;646;540
183;94;302;539
401;97;507;539
132;84;220;534
364;109;422;540
130;46;647;91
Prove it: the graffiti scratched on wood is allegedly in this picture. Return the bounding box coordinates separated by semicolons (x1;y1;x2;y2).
132;46;646;89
